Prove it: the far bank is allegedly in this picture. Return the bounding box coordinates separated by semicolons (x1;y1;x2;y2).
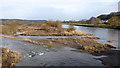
63;23;120;29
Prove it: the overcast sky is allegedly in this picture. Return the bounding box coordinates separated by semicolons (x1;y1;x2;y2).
0;0;119;20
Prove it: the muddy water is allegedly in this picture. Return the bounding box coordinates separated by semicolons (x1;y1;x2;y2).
1;24;119;66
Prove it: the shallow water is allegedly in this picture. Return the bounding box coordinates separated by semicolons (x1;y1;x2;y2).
18;36;82;39
1;37;104;66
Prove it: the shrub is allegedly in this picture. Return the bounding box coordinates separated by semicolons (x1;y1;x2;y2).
46;21;62;32
46;21;62;28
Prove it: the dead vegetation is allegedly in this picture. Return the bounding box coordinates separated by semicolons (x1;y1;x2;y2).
0;35;116;54
1;20;24;34
0;35;43;45
0;20;92;36
0;32;116;54
81;36;100;39
0;47;21;67
49;38;115;53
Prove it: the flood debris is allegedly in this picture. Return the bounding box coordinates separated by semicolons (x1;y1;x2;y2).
81;36;100;39
0;47;21;67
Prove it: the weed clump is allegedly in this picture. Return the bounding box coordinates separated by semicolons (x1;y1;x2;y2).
46;21;62;28
0;47;21;67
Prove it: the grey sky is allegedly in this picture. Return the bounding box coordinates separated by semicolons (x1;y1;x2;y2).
0;0;119;20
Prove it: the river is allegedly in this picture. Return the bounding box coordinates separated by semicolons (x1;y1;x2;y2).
74;25;119;50
18;24;119;49
0;24;119;66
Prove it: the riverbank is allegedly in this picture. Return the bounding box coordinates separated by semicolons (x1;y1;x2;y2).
64;23;120;29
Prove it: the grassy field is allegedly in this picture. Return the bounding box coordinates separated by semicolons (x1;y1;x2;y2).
64;23;112;28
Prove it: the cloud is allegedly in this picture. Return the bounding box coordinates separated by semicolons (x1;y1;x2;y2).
0;0;119;20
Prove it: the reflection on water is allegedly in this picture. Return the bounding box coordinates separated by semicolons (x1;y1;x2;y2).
74;26;119;41
74;25;119;49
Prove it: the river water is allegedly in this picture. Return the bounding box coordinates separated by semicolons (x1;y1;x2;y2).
74;25;119;50
0;24;119;66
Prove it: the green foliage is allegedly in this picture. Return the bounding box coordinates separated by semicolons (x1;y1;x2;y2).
79;20;88;24
65;23;112;28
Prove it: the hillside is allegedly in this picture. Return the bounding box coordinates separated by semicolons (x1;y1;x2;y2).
0;19;47;23
97;12;120;20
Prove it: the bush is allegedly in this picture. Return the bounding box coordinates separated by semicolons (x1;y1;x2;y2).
46;21;62;32
46;21;62;28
